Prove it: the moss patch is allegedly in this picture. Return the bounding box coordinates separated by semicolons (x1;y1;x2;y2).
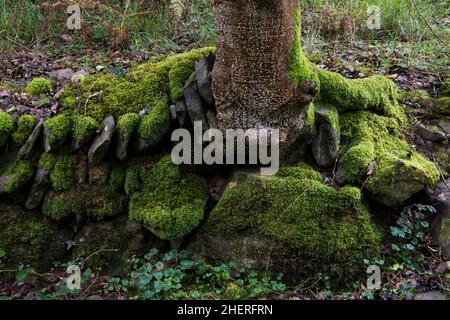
117;113;140;138
137;96;170;140
72;115;100;146
0;111;15;146
204;170;381;282
59;47;215;122
24;78;53;96
44;114;72;145
12;115;36;145
50;155;74;191
129;155;209;240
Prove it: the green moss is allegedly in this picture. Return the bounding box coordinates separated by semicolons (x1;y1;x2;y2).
125;162;141;195
0;205;53;268
316;67;404;121
12;115;36;145
0;111;15;146
129;155;209;240
1;162;34;193
42;189;84;222
109;164;126;191
72;115;100;145
205;171;381;281
117;113;140;138
287;8;316;86
59;47;215;122
43;184;127;222
38;152;57;170
50;155;74;191
277;162;323;182
138;96;170;140
168;59;197;100
337;110;439;205
24;77;53;96
44;114;72;145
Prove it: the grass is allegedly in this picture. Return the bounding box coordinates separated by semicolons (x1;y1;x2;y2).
0;1;447;53
0;0;215;53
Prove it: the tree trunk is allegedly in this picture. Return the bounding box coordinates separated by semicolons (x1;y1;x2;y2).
211;0;317;150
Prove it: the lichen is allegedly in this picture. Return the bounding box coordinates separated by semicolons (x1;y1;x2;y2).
129;155;209;240
50;155;74;191
24;77;54;96
44;114;72;145
0;111;15;146
117;113;140;138
12;115;36;145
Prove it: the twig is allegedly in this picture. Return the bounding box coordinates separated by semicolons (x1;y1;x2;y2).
410;0;450;49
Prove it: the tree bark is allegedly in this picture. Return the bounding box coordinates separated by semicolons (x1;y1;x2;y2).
211;0;317;149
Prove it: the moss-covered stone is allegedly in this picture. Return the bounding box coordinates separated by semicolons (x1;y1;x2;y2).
168;58;198;101
71;215;148;271
24;77;54;96
44;114;72;149
137;96;171;141
0;111;15;146
38;152;57;170
42;184;127;222
88;162;110;186
117;113;140;138
50;155;74;191
72;115;100;149
316;68;403;121
59;48;215;122
336;110;439;206
0;161;34;193
12;115;36;146
190;169;381;283
109;164;126;191
0;203;72;271
129;155;209;240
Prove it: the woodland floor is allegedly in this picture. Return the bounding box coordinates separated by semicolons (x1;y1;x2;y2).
0;36;449;300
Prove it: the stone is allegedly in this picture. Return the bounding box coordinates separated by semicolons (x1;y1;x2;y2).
25;168;50;210
174;98;188;128
71;70;88;83
88;116;115;164
312;106;340;168
416;123;446;142
71;215;155;272
187;169;381;284
195;52;215;107
184;72;208;130
88;162;110;186
206;110;219;130
43;122;68;153
413;291;448;300
17;119;44;160
49;68;74;83
0;203;74;271
115;132;131;161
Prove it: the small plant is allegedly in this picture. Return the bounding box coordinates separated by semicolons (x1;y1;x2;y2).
102;249;287;300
